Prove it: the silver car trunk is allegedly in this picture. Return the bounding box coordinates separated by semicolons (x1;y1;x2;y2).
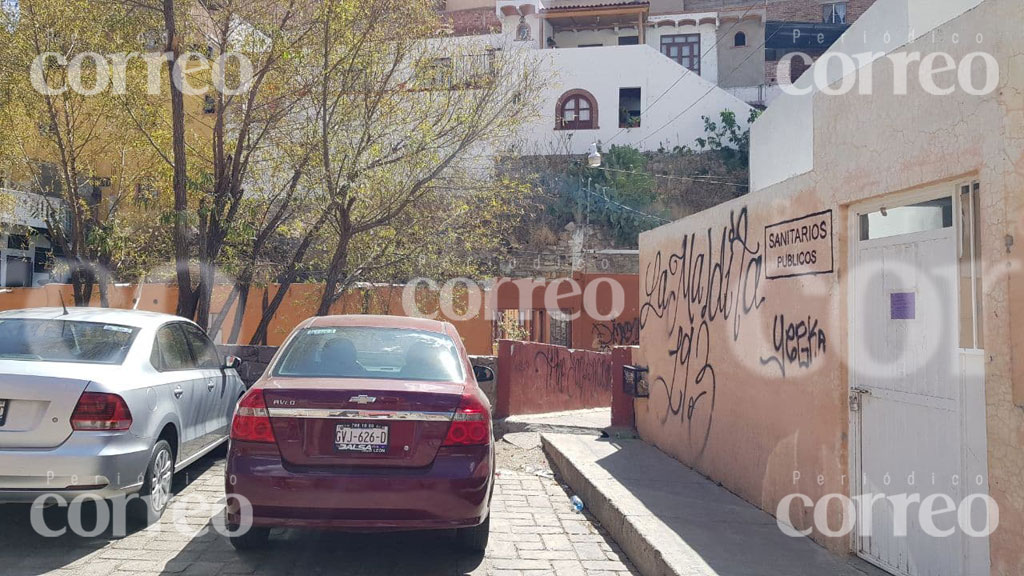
0;362;101;449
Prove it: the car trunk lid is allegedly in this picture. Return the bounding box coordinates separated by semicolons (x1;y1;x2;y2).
0;364;93;449
263;377;464;468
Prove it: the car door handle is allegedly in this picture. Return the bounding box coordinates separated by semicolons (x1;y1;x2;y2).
207;379;217;391
173;386;184;399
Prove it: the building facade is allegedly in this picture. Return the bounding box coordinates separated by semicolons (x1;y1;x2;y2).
0;188;67;288
636;0;1023;574
442;0;880;114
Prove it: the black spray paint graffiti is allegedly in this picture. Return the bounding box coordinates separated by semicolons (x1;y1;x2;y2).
525;347;613;402
591;318;640;350
759;314;827;377
639;207;766;459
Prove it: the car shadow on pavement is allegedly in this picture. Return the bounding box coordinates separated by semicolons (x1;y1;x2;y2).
0;451;224;576
161;525;486;576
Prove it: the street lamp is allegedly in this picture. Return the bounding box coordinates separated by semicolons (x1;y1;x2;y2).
587;142;602;168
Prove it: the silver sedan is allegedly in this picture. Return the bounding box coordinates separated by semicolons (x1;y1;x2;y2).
0;307;245;520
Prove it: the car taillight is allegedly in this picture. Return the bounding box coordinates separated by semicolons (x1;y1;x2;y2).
71;392;133;431
231;389;276;444
443;392;490;446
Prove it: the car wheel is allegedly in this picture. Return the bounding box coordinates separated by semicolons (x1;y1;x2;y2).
131;440;175;524
228;526;270;551
455;515;490;552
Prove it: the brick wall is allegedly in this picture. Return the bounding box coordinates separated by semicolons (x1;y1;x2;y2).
671;0;876;21
765;59;779;84
767;0;877;24
443;7;501;36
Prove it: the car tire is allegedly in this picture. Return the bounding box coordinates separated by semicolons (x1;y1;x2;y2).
228;526;270;551
130;440;175;525
455;515;490;552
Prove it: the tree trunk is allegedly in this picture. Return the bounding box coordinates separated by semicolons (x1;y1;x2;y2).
194;257;216;331
229;283;249;345
208;283;240;340
96;268;110;308
163;0;193;320
249;212;329;344
317;231;350;316
71;266;89;306
250;283;289;346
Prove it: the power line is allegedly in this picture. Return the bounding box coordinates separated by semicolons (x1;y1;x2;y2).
579;183;671;224
466;164;746;188
596;166;747;188
604;0;768;147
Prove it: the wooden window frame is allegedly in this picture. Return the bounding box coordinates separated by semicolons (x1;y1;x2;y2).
660;34;701;74
555;89;599;130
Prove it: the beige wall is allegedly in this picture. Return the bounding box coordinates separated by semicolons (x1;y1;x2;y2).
637;0;1024;572
443;0;494;11
715;11;766;88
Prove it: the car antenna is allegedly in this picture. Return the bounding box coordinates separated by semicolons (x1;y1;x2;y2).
59;292;69;315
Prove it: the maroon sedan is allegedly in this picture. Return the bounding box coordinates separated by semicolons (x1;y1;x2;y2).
224;315;494;551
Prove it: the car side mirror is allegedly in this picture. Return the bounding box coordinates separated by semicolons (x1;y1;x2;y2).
473;365;495;383
224;355;242;370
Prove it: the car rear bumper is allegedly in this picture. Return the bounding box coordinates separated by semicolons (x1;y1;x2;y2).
0;432;151;503
225;440;493;531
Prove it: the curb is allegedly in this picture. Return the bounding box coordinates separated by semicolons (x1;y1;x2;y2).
494;418;605;437
541;434;679;576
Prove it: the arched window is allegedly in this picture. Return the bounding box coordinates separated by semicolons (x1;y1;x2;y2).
734;32;746;47
556;89;598;130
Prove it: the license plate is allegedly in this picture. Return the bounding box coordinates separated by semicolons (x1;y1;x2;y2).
0;400;7;427
335;423;388;454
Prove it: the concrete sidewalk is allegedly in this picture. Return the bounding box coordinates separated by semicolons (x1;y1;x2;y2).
542;434;889;576
495;407;611;436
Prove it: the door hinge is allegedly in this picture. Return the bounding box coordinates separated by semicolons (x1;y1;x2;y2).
849;387;871;412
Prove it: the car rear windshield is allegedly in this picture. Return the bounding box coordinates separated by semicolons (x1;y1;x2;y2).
273;326;464;382
0;319;139;365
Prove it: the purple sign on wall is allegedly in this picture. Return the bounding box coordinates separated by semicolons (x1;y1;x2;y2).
891;292;916;320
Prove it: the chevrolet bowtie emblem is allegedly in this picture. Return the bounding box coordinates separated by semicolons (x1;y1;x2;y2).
349;395;377;404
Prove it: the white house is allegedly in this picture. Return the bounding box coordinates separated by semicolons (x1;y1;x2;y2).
0;188;67;288
444;0;758;155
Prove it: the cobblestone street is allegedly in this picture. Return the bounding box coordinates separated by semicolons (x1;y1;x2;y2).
0;441;635;576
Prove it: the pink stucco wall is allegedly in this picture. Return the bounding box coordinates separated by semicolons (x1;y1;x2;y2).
636;1;1024;571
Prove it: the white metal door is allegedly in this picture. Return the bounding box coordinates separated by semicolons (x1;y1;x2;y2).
851;196;962;576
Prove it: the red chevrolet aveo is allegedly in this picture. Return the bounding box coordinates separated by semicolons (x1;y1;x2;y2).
224;315;494;551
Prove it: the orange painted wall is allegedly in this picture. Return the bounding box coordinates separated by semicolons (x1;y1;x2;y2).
491;273;640;350
0;283;495;355
0;274;640;357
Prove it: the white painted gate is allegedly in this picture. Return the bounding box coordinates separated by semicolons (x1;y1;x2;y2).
850;189;990;576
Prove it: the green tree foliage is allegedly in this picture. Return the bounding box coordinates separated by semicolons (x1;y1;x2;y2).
0;0;160;304
507;145;665;248
694;108;761;171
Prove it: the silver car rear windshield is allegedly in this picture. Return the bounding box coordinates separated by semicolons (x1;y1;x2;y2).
0;319;139;365
274;327;464;382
